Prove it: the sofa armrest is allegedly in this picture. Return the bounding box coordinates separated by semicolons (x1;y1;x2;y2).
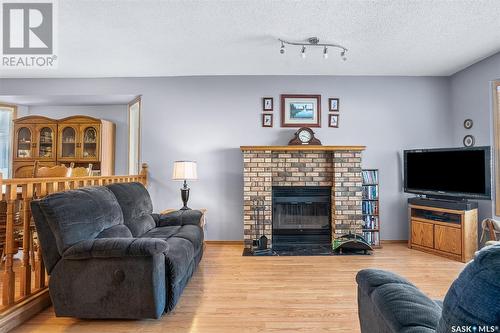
356;268;414;295
63;237;168;260
356;269;441;333
153;210;203;227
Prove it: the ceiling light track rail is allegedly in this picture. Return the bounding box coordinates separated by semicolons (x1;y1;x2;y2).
278;37;348;60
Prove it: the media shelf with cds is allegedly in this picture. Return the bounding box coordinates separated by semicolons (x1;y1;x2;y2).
362;169;381;248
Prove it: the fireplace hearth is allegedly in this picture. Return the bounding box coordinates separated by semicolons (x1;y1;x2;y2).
272;186;331;251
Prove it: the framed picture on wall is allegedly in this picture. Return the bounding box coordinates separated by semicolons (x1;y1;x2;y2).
262;113;273;127
329;98;339;112
262;97;273;111
329;114;339;128
280;94;321;127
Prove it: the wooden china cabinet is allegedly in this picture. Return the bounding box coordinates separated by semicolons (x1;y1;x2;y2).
13;116;58;178
12;115;115;177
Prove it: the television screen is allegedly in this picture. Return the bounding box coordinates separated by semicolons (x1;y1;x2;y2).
404;147;491;199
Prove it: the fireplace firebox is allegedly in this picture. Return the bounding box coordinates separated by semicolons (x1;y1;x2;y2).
272;186;331;251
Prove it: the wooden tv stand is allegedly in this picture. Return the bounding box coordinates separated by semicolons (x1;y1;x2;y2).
408;204;477;262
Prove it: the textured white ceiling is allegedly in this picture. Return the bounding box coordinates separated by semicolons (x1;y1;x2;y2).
2;0;500;78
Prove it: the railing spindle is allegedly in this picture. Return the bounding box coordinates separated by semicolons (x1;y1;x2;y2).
20;184;33;296
2;184;17;306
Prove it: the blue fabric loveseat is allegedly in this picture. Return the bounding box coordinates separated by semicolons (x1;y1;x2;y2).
31;182;204;319
356;244;500;333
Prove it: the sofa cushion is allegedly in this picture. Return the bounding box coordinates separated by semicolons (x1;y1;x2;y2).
437;244;500;332
96;224;133;238
172;225;204;256
142;225;203;257
38;186;124;253
142;226;181;240
106;182;156;237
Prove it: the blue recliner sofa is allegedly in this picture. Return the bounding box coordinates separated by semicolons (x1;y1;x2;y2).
31;182;204;319
356;244;500;333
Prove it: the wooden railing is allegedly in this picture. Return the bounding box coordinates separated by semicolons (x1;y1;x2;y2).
0;163;148;330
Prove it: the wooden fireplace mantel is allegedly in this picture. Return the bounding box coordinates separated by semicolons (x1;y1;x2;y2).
240;145;366;151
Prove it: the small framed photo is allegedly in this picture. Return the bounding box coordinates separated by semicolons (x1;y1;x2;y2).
329;98;339;112
262;97;273;111
329;114;339;128
280;94;321;127
262;113;273;127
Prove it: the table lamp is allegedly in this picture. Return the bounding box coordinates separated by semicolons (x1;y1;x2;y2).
172;161;198;210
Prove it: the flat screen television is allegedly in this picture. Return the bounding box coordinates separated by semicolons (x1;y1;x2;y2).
403;146;491;200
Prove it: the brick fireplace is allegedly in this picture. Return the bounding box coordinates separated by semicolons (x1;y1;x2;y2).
241;146;365;249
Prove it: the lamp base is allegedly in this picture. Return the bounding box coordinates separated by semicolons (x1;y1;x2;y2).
180;185;191;210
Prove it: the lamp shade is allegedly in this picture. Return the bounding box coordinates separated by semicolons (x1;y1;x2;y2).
172;161;198;180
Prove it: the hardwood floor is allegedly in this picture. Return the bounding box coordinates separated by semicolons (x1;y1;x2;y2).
13;243;465;333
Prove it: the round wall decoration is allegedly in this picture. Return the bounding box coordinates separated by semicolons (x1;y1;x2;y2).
463;135;475;147
464;119;473;129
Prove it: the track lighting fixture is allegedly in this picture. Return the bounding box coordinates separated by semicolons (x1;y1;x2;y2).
278;37;347;61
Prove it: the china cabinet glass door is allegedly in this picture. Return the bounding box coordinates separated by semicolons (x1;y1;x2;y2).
37;126;55;159
16;127;33;159
82;126;98;159
60;126;77;159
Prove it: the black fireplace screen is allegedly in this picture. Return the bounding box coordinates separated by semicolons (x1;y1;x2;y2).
272;186;331;249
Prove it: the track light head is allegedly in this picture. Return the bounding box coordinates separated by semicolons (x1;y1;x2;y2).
301;46;306;59
340;49;347;61
280;41;285;54
323;46;328;59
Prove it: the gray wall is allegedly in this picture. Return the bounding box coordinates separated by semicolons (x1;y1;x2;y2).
20;105;128;175
0;76;453;241
450;52;500;222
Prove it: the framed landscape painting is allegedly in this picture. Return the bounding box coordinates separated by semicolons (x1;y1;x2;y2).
280;94;321;127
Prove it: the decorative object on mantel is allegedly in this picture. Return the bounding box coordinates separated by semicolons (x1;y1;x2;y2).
262;97;273;111
463;135;475;147
329;98;339;112
328;114;339;128
278;37;348;61
464;118;473;129
281;94;321;127
172;160;198;210
262;114;273;127
288;127;322;145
